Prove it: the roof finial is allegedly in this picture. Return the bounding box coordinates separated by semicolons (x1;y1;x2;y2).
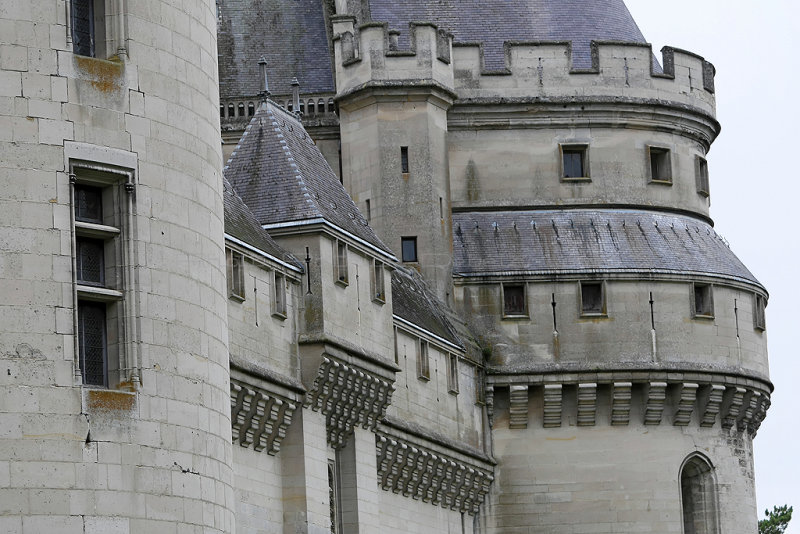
291;77;301;118
258;56;270;102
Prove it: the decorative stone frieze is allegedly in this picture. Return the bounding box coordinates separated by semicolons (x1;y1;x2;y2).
543;384;563;428
644;382;667;425
673;383;699;426
577;383;597;426
611;382;632;425
230;379;297;455
508;384;529;429
700;384;726;427
305;356;395;448
375;431;494;515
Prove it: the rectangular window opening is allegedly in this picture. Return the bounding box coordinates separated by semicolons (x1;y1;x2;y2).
447;353;459;394
754;294;766;331
273;271;287;318
72;0;108;58
335;240;348;285
401;236;417;263
580;281;605;316
693;283;714;318
417;339;430;380
365;199;371;221
474;367;486;405
78;301;108;387
503;283;527;317
372;259;385;303
561;145;589;180
226;248;246;301
696;156;710;197
648;146;672;183
400;146;409;174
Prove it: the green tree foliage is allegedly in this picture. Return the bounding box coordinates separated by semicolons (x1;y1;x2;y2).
759;505;793;534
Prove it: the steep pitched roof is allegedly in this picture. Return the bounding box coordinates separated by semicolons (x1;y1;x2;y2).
452;210;763;288
224;101;393;256
217;0;335;98
223;178;303;271
392;267;463;348
368;0;648;70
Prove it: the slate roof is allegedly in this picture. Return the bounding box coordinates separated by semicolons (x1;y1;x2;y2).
452;210;763;288
392;267;463;348
223;177;303;271
217;0;335;98
224;101;393;256
368;0;649;70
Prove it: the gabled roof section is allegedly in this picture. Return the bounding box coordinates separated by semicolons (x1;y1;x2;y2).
224;101;393;256
392;267;463;349
216;0;335;98
223;177;303;271
453;210;763;289
368;0;649;70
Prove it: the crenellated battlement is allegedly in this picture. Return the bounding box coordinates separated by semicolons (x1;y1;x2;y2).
333;18;716;117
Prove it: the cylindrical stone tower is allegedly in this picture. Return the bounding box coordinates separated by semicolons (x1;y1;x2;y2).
0;1;234;532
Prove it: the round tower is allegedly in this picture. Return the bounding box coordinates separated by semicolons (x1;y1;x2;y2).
0;1;234;531
331;2;770;532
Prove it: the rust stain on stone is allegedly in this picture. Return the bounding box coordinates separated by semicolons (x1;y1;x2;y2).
75;55;124;93
87;389;136;411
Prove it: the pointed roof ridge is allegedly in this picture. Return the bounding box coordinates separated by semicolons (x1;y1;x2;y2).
224;100;394;257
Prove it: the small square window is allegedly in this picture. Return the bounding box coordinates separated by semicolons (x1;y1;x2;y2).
503;283;527;317
74;185;103;223
273;271;287;318
226;248;245;301
401;236;417;263
401;146;409;174
648;147;672;183
447;353;459;394
372;259;385;303
753;294;766;331
561;144;589;180
334;240;348;285
417;339;430;380
580;281;606;316
76;238;105;286
696;156;710;197
692;283;714;318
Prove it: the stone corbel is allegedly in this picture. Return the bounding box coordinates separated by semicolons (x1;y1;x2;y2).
673;382;699;426
611;382;632;425
543;384;563;428
644;382;667;425
700;384;726;427
509;385;529;429
577;383;597;426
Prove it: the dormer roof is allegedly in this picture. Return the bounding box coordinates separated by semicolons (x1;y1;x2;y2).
224;101;393;257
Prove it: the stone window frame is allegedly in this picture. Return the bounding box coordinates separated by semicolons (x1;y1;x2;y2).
371;258;386;304
559;143;591;182
679;453;720;534
417;339;430;381
579;280;607;317
69;156;136;389
334;239;349;286
446;353;459;395
502;282;528;318
66;0;127;59
647;145;673;184
696;156;710;197
753;293;767;331
692;282;715;319
226;247;246;301
272;270;287;319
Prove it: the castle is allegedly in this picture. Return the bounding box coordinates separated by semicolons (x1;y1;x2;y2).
0;1;771;533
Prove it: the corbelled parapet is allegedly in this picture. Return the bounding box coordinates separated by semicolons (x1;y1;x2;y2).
332;17;456;101
452;41;716;116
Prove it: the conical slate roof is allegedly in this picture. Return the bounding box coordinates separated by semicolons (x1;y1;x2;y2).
223;177;303;270
224;101;393;256
369;0;648;70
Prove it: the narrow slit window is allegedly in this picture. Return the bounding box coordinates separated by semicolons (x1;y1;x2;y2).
754;294;766;331
503;283;526;316
561;145;589;180
648;147;672;183
365;199;371;221
335;240;348;284
447;353;459;394
417;339;430;380
237;103;245;117
78;302;108;387
696;156;710;197
401;236;417;263
228;104;235;118
693;283;714;318
372;259;385;303
474;367;486;405
401;146;409;174
273;271;287;317
580;281;605;316
247;102;255;116
226;248;245;300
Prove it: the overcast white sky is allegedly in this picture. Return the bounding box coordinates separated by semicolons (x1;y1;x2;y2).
624;0;800;529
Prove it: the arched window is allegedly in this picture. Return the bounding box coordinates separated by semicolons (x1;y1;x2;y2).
318;99;325;113
680;454;719;534
227;104;234;118
220;105;225;118
299;99;305;114
237;103;245;117
328;98;335;113
308;101;315;115
247;102;255;116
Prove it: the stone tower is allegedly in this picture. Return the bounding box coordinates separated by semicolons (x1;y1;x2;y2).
0;1;234;532
326;2;771;533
